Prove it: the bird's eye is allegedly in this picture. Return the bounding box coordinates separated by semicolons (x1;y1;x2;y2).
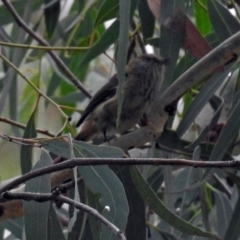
125;72;129;78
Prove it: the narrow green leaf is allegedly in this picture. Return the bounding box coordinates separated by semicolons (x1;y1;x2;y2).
73;140;124;158
194;0;211;35
214;189;232;239
130;166;221;240
147;167;164;192
172;53;196;81
79;20;119;67
157;129;233;160
24;150;52;240
20;111;37;174
208;0;240;41
111;166;146;240
0;226;3;240
177;64;233;137
138;0;155;39
68;181;87;240
224;194;240;239
47;204;65;240
78;165;129;240
187;95;223;150
87;188;101;240
116;0;130;128
210;94;240;160
219;67;239;122
44;0;60;38
160;1;186;90
94;0;119;26
42;139;72;159
0;0;42;26
146;37;160;47
72;141;128;240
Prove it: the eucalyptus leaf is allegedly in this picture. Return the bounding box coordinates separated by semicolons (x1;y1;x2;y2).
79;20;119;67
210;95;240;160
177;64;233;137
20;110;37;174
24;150;52;240
44;0;60;38
208;0;240;41
130;166;221;239
94;0;119;26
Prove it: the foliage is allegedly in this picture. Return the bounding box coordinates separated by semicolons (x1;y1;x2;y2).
0;0;240;240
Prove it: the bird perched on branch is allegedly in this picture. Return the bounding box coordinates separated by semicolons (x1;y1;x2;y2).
75;54;168;141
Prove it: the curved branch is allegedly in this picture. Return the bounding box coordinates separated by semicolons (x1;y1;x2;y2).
1;192;126;240
110;31;240;151
159;31;240;106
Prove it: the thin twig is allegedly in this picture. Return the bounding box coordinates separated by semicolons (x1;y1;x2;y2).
0;53;68;120
0;158;240;194
1;191;126;240
0;117;55;137
0;41;90;51
51;177;83;193
2;0;91;98
0;134;66;145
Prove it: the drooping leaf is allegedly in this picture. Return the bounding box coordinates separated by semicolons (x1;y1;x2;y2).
214;189;232;239
138;0;155;40
116;0;131;128
177;64;233;137
130;166;221;239
208;0;240;41
194;0;211;35
24;150;52;240
224;193;240;240
160;3;185;90
20;110;37;174
44;0;60;38
94;0;119;26
47;204;65;240
110;166;146;240
79;20;119;67
210;93;240;160
72;141;128;240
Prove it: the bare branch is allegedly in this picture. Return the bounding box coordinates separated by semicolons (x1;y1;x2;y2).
2;0;91;98
0;117;55;137
0;169;73;222
159;31;240;106
1;191;126;240
0;157;239;195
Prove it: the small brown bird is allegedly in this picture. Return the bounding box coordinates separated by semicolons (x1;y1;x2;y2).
76;54;168;141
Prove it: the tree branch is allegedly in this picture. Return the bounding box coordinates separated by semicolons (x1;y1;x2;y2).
0;157;239;223
0;117;55;137
1;0;91;98
109;30;240;151
1;191;126;240
0;157;239;195
159;31;240;106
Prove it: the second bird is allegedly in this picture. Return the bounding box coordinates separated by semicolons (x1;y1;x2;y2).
76;54;167;141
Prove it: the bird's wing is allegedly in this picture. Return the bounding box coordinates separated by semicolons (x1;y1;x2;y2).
76;74;119;127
